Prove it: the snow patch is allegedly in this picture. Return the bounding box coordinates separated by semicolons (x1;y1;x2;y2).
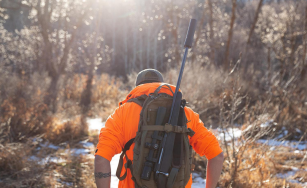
257;139;307;150
276;168;307;186
58;180;73;187
80;140;95;148
295;128;302;134
192;172;206;188
87;118;105;134
217;128;242;141
260;120;274;128
68;148;91;155
40;142;60;150
29;156;66;165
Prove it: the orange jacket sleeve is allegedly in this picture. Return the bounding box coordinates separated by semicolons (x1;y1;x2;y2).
95;105;126;161
185;107;222;160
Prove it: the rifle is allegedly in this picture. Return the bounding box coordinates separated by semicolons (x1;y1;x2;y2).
155;19;197;188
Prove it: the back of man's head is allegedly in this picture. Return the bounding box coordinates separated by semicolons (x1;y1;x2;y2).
135;69;164;86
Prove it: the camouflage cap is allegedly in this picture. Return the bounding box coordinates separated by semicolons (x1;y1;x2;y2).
135;69;164;86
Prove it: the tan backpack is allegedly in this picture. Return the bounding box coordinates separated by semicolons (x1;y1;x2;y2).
116;85;195;188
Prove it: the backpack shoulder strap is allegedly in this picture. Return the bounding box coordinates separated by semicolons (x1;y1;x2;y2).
127;94;148;107
116;95;148;181
153;84;174;96
116;138;135;181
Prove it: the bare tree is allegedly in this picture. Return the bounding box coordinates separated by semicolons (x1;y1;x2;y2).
246;0;264;45
13;0;92;112
223;0;237;71
301;6;307;81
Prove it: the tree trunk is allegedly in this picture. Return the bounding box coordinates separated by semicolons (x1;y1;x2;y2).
301;6;307;81
243;0;264;76
80;73;93;115
246;0;263;45
80;4;101;115
223;0;236;71
45;74;60;113
208;0;215;64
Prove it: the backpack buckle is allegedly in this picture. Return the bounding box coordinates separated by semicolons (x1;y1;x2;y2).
164;123;173;132
149;93;158;99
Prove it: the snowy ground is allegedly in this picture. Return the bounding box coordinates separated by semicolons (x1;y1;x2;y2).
216;127;242;142
191;173;206;188
29;118;306;187
257;139;307;150
87;118;307;187
275;167;307;187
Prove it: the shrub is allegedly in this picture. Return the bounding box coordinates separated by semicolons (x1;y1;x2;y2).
44;116;88;145
0;98;51;143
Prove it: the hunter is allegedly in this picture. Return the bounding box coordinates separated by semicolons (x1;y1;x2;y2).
95;69;224;188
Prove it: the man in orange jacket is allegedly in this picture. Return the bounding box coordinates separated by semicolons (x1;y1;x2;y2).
95;69;224;188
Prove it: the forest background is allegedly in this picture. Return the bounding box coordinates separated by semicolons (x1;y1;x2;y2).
0;0;307;187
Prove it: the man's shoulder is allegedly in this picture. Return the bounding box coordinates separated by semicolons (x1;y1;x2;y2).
118;101;143;112
184;106;198;116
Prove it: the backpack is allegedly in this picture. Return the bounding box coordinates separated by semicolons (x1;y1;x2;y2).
116;84;195;188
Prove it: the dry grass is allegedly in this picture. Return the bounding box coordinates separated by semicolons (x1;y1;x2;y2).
0;141;96;188
0;99;90;145
59;74;126;119
0;97;52;143
40;154;96;188
0;66;306;187
293;171;307;185
90;74;127;119
0;143;30;177
216;143;306;188
0;73;121;187
192;142;306;187
44;116;89;145
0;72;126;144
0;142;47;188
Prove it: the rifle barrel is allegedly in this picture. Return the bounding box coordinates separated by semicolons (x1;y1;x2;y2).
168;47;189;123
168;18;196;123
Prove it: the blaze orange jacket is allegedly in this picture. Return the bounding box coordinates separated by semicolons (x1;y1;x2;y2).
95;83;222;188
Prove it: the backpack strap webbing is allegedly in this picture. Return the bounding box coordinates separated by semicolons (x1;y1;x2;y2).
140;125;195;136
116;138;135;181
167;167;179;188
153;84;174;96
127;94;148;107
